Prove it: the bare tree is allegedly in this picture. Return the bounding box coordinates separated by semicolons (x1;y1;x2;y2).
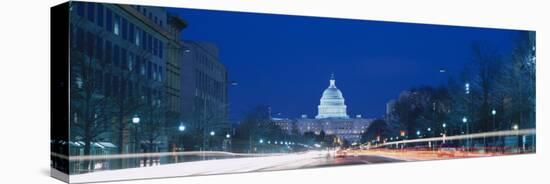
69;16;112;172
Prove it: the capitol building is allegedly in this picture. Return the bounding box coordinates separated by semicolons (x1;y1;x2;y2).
273;74;372;143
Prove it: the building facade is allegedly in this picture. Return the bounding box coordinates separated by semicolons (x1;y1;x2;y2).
69;2;185;172
180;41;229;148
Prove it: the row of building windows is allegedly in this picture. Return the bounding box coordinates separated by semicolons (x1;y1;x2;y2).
73;27;163;83
131;5;164;28
195;70;225;102
194;51;224;76
73;67;162;107
74;2;164;59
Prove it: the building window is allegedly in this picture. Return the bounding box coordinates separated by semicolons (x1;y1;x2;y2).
153;64;157;81
113;44;120;67
95;70;103;92
105;8;113;31
153;38;158;56
114;14;120;35
129;23;135;44
105;40;112;64
122;18;128;40
106;8;112;32
75;76;83;89
159;42;163;58
85;31;94;57
75;2;85;17
158;66;163;82
120;78;126;96
97;4;104;27
147;34;152;53
95;35;103;60
134;28;140;46
104;73;111;96
121;48;127;70
140;59;145;76
75;27;84;51
141;31;146;50
128;53;134;71
128;81;133;97
147;61;152;79
112;76;119;95
86;3;94;22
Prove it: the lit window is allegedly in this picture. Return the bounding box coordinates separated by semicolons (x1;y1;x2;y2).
76;76;83;88
114;23;119;35
114;15;120;35
135;29;140;46
128;54;133;71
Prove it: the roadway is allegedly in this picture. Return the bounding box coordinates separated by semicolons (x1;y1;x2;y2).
70;150;403;183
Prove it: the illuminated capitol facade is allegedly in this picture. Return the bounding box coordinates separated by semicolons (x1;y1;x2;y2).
273;74;372;142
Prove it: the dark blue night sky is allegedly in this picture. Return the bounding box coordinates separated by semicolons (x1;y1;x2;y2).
167;8;520;121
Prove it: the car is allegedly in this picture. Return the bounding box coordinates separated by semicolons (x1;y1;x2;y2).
437;143;458;157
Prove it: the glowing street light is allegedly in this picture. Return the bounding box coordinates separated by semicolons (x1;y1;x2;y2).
210;131;215;136
132;115;140;124
442;123;447;128
226;134;231;138
427;127;432;132
462;117;468;123
513;124;519;130
491;109;496;116
259;139;264;144
416;130;421;136
178;123;186;132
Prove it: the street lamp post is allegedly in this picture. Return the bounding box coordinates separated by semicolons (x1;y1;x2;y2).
132;115;140;167
259;139;264;153
175;123;185;163
462;116;469;150
442;123;447;143
512;124;519;152
225;133;231;152
209;131;215;151
427;127;432;148
491;109;497;150
178;123;186;150
491;109;497;131
464;82;471;150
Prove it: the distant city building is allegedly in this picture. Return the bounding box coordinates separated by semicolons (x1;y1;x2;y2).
271;118;295;135
273;75;372;142
385;99;396;122
386;100;396;116
180;41;229;137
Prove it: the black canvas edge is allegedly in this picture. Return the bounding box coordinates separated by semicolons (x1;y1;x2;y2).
51;1;71;183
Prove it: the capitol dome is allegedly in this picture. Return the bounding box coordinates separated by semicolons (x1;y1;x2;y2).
316;74;349;119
